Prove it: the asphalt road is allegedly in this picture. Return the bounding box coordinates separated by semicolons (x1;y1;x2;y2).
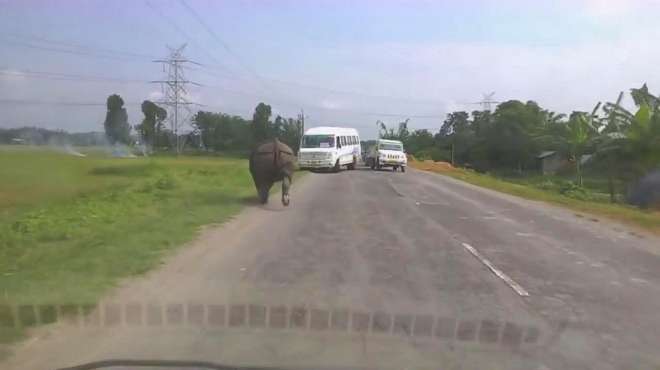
4;167;660;370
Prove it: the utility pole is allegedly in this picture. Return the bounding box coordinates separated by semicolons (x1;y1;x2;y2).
297;109;305;153
152;44;202;154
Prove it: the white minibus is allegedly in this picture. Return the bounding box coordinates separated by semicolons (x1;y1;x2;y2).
298;126;361;172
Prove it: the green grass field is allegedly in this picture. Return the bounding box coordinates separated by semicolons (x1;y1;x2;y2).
0;146;258;343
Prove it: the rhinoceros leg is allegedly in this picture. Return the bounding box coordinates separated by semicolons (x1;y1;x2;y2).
281;175;291;206
258;182;272;204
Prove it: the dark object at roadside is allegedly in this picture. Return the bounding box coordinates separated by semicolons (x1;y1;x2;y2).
249;138;296;206
627;170;660;209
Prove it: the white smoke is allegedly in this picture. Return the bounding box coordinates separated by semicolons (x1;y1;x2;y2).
63;144;86;157
109;143;137;158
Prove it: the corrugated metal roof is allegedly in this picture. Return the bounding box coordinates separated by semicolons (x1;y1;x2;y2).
536;150;557;159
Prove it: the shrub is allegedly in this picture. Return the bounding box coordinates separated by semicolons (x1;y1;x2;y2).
154;174;177;190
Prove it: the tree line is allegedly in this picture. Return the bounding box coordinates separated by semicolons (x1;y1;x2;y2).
379;84;660;201
0;127;106;146
101;94;302;153
192;102;303;153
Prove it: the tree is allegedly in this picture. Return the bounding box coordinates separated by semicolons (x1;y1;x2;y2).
595;93;630;201
136;100;166;150
565;104;600;186
594;84;660;199
405;129;434;155
103;94;131;145
489;100;546;172
251;102;272;143
397;119;410;143
625;94;660;177
192;111;217;151
439;111;470;136
277;117;303;153
466;110;495;170
378;120;395;139
437;111;473;166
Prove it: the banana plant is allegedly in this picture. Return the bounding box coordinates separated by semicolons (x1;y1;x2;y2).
566;102;600;186
595;85;660;201
626;101;660;176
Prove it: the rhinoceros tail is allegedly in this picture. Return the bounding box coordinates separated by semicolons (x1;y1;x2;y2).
272;137;279;168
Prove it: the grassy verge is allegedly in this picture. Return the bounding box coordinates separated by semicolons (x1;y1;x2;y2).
409;159;660;234
0;146;259;343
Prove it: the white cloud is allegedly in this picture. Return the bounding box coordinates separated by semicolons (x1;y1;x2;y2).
329;31;660;116
147;90;163;101
0;68;26;81
320;99;343;109
582;0;635;19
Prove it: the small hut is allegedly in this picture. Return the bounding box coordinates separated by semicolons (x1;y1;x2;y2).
537;151;561;175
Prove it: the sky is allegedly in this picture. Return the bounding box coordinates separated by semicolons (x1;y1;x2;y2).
1;0;660;139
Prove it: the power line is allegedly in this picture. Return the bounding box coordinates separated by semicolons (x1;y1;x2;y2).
2;32;158;60
0;38;158;64
1;66;445;119
193;83;446;118
177;0;270;91
0;98;140;106
143;0;235;75
3;31;447;107
0;39;139;62
193;63;448;106
0;69;149;84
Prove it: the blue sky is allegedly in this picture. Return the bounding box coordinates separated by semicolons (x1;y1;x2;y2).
1;0;659;138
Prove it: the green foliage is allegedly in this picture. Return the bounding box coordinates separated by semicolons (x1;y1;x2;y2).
405;129;434;155
251;102;272;142
415;147;450;162
103;94;131;145
154;173;177;190
488;100;546;171
378;119;410;141
399;83;659;207
193;103;302;153
136;100;166;149
594;84;660;185
0;127;107;146
193;111;252;151
272;115;304;152
0;148;254;312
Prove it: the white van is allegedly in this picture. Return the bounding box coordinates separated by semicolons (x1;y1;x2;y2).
366;139;407;172
298;126;361;172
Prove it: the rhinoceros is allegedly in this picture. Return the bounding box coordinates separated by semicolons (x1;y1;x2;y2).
249;138;296;206
627;169;660;209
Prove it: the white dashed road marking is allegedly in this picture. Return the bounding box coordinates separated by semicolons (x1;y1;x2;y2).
630;277;649;285
462;242;530;297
